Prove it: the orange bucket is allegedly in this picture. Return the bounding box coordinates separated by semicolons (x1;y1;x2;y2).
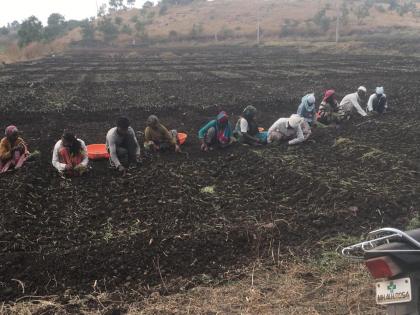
87;144;110;160
177;132;188;145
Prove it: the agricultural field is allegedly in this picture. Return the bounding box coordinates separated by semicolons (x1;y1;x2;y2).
0;46;419;314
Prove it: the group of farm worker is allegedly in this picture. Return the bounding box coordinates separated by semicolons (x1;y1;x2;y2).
51;116;181;176
199;86;387;150
0;86;387;176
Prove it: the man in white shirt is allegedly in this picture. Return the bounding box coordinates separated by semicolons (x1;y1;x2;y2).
106;117;141;173
338;86;368;118
267;114;311;145
367;87;388;114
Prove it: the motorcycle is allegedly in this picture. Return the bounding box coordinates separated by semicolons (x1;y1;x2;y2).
342;228;420;315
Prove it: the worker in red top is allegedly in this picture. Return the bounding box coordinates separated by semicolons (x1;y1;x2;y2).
52;132;89;177
316;89;340;125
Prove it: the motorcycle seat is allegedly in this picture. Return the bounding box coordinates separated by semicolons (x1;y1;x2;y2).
364;229;420;270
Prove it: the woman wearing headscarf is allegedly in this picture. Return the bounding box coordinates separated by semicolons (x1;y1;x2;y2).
297;93;316;126
316;89;340;125
267;114;311;145
235;105;267;145
198;111;233;151
367;87;388;114
0;125;30;173
52;131;89;177
144;115;180;153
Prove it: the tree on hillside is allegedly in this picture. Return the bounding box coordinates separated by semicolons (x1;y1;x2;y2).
355;4;370;24
190;23;204;39
160;0;202;5
115;16;123;25
340;2;350;26
109;0;125;12
396;1;417;16
388;0;399;11
0;27;10;35
312;7;331;32
44;13;66;42
121;24;132;34
134;21;146;35
98;4;107;17
9;21;20;31
143;1;154;9
80;19;95;41
127;0;136;8
159;4;169;15
98;18;119;42
17;16;43;47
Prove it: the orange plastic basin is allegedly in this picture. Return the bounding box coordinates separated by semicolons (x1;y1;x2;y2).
177;132;188;145
87;144;110;160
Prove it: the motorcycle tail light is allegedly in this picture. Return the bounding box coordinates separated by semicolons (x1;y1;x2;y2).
365;256;402;279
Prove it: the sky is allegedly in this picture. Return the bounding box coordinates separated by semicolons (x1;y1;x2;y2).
0;0;157;27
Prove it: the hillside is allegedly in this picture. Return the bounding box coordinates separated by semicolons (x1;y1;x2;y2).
106;0;420;43
1;0;420;62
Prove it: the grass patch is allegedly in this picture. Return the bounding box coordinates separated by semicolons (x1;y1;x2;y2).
361;148;383;161
200;185;215;194
333;137;353;147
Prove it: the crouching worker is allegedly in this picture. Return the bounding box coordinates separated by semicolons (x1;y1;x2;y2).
52;132;89;177
338;86;368;119
317;90;340;125
199;111;233;152
297;93;316;126
0;125;30;173
367;87;388;114
267;114;311;145
144;115;180;153
235;106;267;145
106;117;141;173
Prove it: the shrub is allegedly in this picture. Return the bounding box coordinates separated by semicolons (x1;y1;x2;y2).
219;26;234;39
280;19;300;37
135;21;146;36
115;16;123;25
159;5;169;15
190;23;204;38
130;15;139;23
121;24;132;34
80;19;95;41
169;30;178;40
312;7;331;32
98;18;119;42
0;27;10;36
375;4;386;13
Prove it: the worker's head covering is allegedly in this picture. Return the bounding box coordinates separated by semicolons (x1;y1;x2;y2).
307;94;316;105
216;111;228;124
358;86;367;93
146;115;159;126
243;105;257;118
301;94;316;113
216;111;231;144
375;87;384;95
323;89;336;102
288;114;303;129
5;125;18;137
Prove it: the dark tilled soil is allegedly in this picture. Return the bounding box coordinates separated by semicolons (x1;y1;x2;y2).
0;46;419;303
